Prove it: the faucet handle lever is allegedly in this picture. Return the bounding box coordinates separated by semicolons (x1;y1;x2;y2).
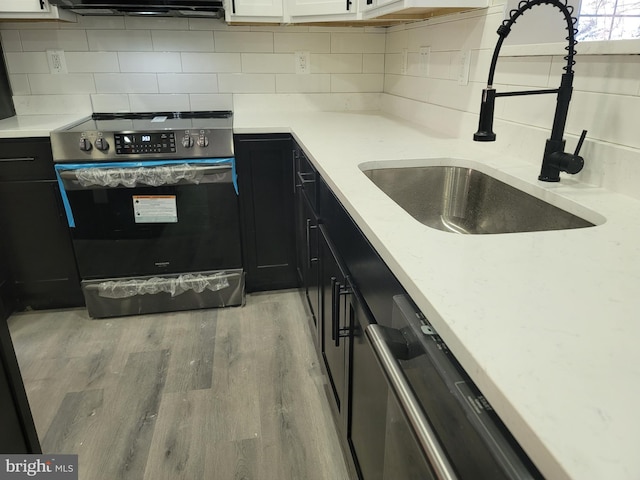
574;129;588;156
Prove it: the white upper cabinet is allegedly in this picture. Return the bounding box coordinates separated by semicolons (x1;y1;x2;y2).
224;0;284;22
360;0;488;19
0;0;76;20
288;0;358;21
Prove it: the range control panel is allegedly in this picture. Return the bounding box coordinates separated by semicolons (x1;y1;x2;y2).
52;128;234;162
114;132;177;155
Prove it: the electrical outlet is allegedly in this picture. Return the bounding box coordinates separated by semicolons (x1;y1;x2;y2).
457;49;471;86
295;51;310;75
419;46;431;77
401;48;408;75
46;49;68;75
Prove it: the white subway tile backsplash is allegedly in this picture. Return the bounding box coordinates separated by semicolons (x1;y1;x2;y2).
13;94;92;115
232;92;380;112
65;52;120;73
312;54;362;74
384;74;428;102
90;94;130;112
28;73;96;95
152;30;214;52
384;53;403;76
331;33;385;54
189;93;233;110
242;53;295;73
157;74;219;93
274;33;330;53
129;94;191;112
215;32;273;53
87;30;152;52
331;73;383;93
568;91;640;150
385;29;408;54
59;15;125;30
363;54;384;74
429;51;452;80
426;78;479;113
3;9;639;200
276;74;331;93
94;73;158;94
188;19;242;31
568;55;640;96
20;30;89;52
125;17;190;31
218;73;275;93
181;53;241;73
1;30;22;52
500;88;557;130
8;74;30;95
118;52;182;72
492;56;553;88
5;52;49;74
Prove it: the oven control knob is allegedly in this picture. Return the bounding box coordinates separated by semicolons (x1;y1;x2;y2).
79;137;92;152
94;137;109;151
197;135;209;148
182;135;194;148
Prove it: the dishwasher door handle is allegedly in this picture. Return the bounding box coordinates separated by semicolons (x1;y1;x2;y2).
365;323;459;480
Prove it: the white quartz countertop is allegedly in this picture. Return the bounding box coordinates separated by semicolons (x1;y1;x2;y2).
235;110;640;480
0;114;84;138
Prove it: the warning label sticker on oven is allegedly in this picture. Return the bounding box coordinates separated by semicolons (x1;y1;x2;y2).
133;195;177;223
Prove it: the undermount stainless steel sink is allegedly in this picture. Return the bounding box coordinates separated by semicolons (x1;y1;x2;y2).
362;165;596;234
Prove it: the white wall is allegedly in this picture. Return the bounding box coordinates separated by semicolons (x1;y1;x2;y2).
2;8;640;197
381;5;640;198
0;15;385;115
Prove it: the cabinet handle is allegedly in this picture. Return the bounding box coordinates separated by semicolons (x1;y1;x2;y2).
292;149;298;193
346;0;352;10
39;0;46;10
297;171;315;186
366;324;459;480
0;157;36;163
305;219;317;270
331;277;351;347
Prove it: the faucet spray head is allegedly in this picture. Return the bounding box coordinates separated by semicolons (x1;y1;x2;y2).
473;88;497;142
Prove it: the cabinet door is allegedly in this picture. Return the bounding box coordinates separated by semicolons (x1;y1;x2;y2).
226;0;283;18
319;224;350;428
0;317;41;453
235;134;297;292
0;0;74;20
289;0;354;17
296;193;320;340
0;181;83;310
0;0;49;13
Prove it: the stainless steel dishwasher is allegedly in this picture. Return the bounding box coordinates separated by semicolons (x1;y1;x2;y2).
351;294;542;479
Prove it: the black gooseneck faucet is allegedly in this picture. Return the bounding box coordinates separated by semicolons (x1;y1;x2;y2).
473;0;587;182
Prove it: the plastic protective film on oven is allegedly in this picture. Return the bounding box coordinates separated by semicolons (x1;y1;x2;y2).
54;157;237;227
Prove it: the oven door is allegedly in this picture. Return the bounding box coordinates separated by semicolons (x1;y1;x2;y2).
55;159;241;280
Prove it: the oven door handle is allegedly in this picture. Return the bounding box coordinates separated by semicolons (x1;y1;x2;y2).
365;324;459;480
57;164;232;190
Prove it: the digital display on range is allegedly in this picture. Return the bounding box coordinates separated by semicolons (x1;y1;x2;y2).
114;132;176;154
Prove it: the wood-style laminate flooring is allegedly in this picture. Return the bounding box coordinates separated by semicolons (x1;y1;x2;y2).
7;290;350;480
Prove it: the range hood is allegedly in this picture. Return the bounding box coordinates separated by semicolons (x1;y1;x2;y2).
48;0;224;18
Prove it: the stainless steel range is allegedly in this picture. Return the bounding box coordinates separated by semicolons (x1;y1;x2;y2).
51;111;244;318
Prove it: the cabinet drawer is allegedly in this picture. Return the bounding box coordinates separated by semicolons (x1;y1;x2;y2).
0;138;56;181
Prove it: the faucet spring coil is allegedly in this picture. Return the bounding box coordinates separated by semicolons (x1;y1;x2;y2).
500;0;578;75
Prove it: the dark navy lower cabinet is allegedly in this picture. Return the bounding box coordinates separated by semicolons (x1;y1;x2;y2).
235;134;298;292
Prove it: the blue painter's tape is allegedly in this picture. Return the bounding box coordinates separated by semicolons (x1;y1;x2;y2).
54;157;236;228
